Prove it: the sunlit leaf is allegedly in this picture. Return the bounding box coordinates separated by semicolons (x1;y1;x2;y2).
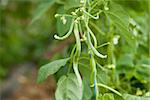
37;58;70;83
55;74;82;100
123;94;150;100
102;93;115;100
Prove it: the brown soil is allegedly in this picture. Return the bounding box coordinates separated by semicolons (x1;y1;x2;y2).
6;69;56;100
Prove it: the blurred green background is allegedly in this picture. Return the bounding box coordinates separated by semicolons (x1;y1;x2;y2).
0;0;58;79
0;0;60;99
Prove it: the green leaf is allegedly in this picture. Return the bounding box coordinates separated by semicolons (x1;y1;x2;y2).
55;74;82;100
55;0;65;4
31;0;55;23
82;79;92;100
117;54;134;67
105;2;136;47
116;54;135;78
123;94;150;100
64;0;80;10
97;65;110;84
79;62;91;83
56;7;72;36
134;65;150;81
56;0;80;9
105;2;129;28
102;93;115;100
138;58;150;65
37;58;70;83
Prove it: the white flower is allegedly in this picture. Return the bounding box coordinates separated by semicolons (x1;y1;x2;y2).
61;16;67;24
113;35;120;45
80;0;84;4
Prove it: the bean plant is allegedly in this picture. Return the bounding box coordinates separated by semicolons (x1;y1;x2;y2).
36;0;150;100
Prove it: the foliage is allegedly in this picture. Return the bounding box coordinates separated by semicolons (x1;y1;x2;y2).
0;0;149;100
36;0;150;100
37;58;70;83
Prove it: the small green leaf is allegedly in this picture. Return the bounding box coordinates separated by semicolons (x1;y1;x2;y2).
56;7;72;36
97;66;110;84
64;0;80;10
123;94;150;100
55;74;83;100
102;93;115;100
138;58;150;65
31;0;55;23
37;58;70;83
117;54;134;67
55;0;65;4
134;65;150;81
116;54;135;78
82;79;92;100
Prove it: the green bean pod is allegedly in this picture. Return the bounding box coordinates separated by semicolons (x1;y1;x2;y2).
87;32;107;58
54;19;74;40
90;52;99;100
73;22;82;87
